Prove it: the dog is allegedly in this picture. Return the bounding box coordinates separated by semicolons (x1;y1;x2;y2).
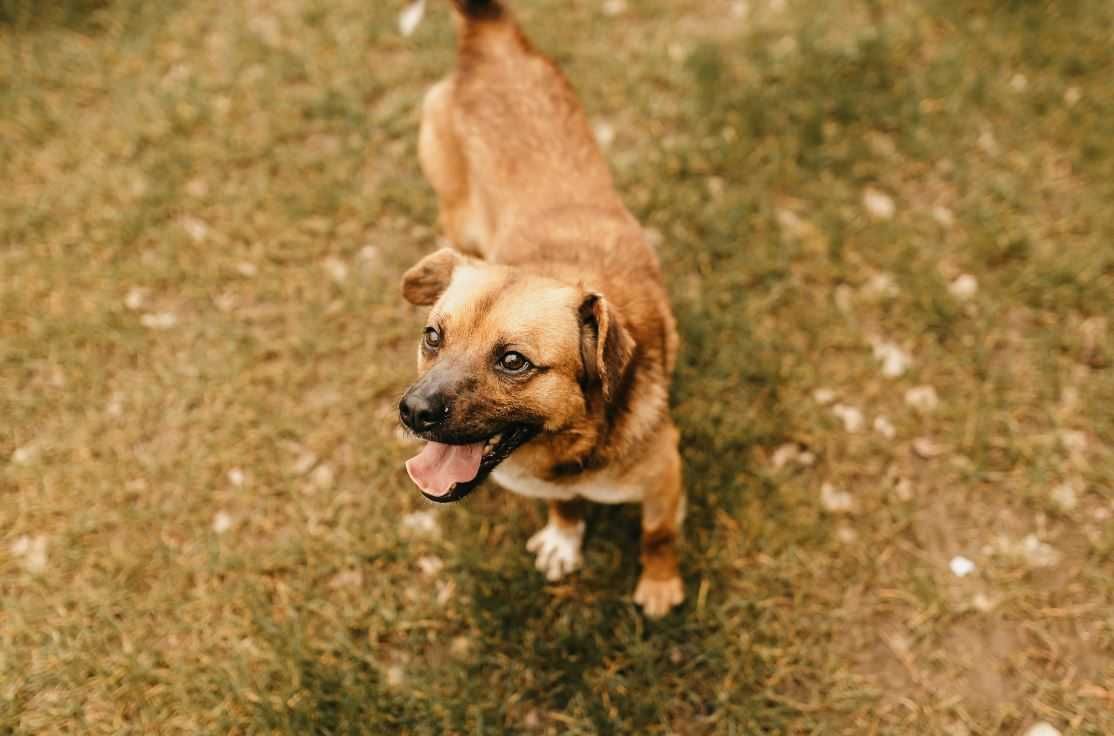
398;0;685;618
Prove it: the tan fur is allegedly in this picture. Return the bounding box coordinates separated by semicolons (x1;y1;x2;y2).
402;0;685;617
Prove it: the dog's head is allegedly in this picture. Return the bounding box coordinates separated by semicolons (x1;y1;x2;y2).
398;248;633;502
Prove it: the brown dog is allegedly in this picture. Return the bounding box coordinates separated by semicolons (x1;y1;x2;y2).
398;0;685;617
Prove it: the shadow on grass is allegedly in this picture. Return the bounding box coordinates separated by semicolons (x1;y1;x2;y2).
244;615;437;736
0;0;109;30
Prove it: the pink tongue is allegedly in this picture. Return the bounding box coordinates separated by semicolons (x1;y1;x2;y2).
405;441;484;497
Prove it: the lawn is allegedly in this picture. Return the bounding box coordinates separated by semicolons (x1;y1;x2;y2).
2;0;1112;733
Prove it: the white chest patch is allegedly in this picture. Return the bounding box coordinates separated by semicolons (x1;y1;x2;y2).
491;463;643;504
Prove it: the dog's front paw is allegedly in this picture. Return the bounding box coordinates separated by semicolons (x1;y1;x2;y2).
526;521;584;581
633;575;684;618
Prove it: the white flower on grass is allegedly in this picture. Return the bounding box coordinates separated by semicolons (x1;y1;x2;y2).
106;393;124;418
214;292;237;312
401;511;440;537
185;177;209;198
329;569;363;589
812;387;836;405
1021;534;1061;568
932;205;955;228
310;464;335;490
358;244;380;265
832;404;864;432
971;592;995;612
248;13;282;46
912;436;946;459
290;450;317;476
771;443;799;469
1024;723;1062;736
10;444;38;465
871;339;912;378
212;512;234;534
601;0;627;16
987;534;1061;568
124;287;147;311
435;579;456;606
386;665;405;688
592;120;616;148
1050;482;1078;511
862;273;899;299
1063;87;1082;107
140;312;178;329
893;478;914;501
417;556;444;576
180;216;209;243
949;555;975;577
949;274;978;300
820;483;854;513
772;36;797;58
1009;73;1028;92
228;468;246;487
775;208;807;239
450;636;472;657
1058;429;1087;454
398;0;425;36
11;535;48;574
978;128;998;155
323;257;349;285
873;415;896;439
905;385;939;413
862;187;895;220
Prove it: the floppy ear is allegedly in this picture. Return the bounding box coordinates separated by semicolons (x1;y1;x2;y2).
578;293;635;402
401;248;463;306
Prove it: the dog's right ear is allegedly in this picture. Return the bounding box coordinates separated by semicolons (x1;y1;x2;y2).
401;248;463;306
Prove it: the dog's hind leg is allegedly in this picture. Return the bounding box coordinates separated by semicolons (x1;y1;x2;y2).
419;78;487;257
526;499;586;581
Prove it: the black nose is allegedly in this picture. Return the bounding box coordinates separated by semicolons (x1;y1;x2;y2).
399;391;451;432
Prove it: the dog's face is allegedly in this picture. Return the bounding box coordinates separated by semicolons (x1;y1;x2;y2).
398;248;632;502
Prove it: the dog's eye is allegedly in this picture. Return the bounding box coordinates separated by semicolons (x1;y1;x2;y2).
423;327;442;350
497;351;531;373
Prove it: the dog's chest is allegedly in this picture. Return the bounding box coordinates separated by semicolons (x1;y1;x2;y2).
491;463;643;504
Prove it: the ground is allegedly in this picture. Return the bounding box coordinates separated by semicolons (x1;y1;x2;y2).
1;0;1112;733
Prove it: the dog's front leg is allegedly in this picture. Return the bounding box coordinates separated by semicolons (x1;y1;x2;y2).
633;439;685;618
527;499;586;581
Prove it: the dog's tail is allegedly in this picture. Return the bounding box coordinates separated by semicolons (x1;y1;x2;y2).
449;0;527;59
450;0;505;21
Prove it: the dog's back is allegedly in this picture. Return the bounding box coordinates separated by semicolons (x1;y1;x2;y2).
425;0;626;250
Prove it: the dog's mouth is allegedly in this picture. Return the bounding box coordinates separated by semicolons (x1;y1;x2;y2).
404;424;536;503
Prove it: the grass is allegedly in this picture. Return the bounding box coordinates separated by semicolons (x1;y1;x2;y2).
2;0;1112;733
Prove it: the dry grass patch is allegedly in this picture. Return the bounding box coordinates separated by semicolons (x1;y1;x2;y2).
2;0;1112;733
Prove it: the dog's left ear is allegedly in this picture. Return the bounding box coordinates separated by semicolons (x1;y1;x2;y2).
401;248;463;306
579;293;635;402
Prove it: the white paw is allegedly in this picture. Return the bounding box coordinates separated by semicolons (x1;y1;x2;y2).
525;521;584;581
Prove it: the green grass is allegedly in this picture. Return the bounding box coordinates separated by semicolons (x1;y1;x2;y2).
2;0;1112;733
